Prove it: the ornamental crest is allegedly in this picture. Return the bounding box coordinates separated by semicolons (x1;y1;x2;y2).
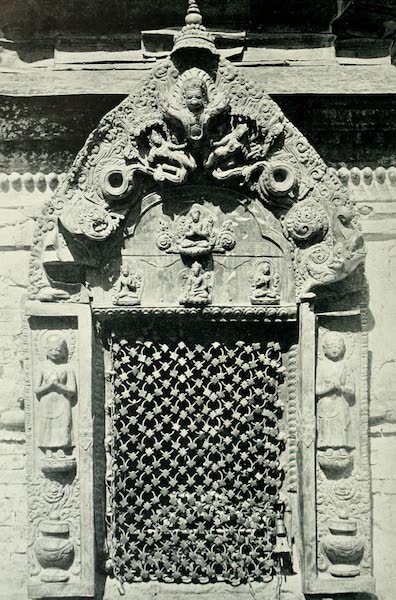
27;4;364;305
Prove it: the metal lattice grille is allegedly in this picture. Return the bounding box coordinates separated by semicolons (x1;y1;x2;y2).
107;324;285;584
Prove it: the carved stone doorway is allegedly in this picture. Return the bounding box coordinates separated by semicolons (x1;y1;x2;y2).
23;1;374;598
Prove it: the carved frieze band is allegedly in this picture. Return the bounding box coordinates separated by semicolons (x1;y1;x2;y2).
334;166;396;192
92;304;297;321
0;172;66;195
1;168;395;199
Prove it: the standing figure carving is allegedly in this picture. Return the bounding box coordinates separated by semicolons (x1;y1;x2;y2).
316;332;355;472
35;333;77;469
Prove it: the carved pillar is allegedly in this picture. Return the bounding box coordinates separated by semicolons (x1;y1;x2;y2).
314;308;373;594
24;303;95;598
298;296;317;591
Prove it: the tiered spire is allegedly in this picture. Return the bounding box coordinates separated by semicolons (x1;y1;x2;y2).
172;0;217;55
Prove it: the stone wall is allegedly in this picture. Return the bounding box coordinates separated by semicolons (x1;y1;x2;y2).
0;96;395;599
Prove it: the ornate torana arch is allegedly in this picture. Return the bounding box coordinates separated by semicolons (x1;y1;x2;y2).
27;2;364;304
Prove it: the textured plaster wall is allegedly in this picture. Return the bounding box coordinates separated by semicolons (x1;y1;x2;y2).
0;244;29;600
366;239;396;600
0;164;395;600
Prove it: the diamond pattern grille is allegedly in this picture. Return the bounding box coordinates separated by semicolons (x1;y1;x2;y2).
107;324;285;584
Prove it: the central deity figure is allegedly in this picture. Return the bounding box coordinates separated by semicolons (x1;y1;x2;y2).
176;206;216;256
164;71;229;143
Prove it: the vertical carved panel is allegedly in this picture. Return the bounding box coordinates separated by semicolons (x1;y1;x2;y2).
299;306;374;595
24;304;95;599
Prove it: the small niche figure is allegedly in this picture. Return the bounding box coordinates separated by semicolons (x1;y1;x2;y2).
36;334;77;459
180;261;212;305
250;261;280;305
113;263;141;305
316;332;355;451
205;123;249;169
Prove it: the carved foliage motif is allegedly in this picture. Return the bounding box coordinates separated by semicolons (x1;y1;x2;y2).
315;326;371;579
28;474;81;582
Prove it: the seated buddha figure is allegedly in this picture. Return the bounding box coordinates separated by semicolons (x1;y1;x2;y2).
176;207;216;257
250;261;280;305
180;261;212;306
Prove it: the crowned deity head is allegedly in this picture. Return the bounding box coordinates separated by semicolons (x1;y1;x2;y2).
260;261;271;276
182;77;208;114
120;263;131;277
323;331;346;362
190;207;202;223
191;261;203;276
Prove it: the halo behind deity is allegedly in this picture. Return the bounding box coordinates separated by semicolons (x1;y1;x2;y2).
317;328;355;361
36;329;77;363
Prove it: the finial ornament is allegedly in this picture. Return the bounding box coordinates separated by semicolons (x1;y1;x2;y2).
172;0;217;55
185;0;202;25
